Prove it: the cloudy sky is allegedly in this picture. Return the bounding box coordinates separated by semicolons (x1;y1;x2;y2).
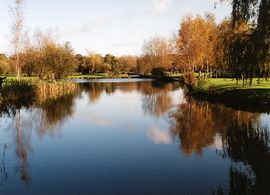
0;0;231;56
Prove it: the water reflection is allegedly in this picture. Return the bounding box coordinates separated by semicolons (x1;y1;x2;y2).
170;98;260;156
0;80;181;188
217;119;270;194
170;97;270;194
79;81;180;117
141;82;174;117
0;88;79;187
37;93;76;137
0;80;270;194
0;144;8;185
15;110;32;184
148;127;172;145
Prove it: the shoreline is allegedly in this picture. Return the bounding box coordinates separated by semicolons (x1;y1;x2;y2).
187;84;270;113
3;75;270;113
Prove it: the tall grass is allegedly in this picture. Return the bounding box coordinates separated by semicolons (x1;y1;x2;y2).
35;81;77;103
0;79;78;115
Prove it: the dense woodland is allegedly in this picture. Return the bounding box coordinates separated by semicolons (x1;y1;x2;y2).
0;0;269;85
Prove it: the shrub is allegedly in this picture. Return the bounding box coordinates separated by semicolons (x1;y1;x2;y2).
183;73;198;89
151;68;167;78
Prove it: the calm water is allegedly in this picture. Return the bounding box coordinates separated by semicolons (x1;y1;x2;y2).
0;79;270;194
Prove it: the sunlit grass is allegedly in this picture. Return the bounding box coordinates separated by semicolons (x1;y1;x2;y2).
68;73;130;79
68;74;108;79
199;78;270;91
3;76;39;82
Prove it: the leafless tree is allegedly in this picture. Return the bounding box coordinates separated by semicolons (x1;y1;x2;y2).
142;36;171;70
11;0;25;80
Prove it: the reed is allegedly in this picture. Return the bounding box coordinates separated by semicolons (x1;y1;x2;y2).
0;79;78;115
35;81;77;103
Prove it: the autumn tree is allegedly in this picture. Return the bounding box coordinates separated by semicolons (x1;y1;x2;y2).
75;54;87;74
142;36;172;71
88;54;104;74
136;55;152;75
176;14;218;78
0;54;9;75
11;0;26;80
14;31;76;80
176;15;200;73
103;54;118;73
20;47;41;76
40;42;75;80
118;55;137;73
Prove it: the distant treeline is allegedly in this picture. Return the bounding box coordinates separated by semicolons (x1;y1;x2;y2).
1;0;269;83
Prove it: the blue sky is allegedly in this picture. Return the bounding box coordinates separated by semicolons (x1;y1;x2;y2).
0;0;231;56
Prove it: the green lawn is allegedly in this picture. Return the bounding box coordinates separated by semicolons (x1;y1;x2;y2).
68;74;108;79
167;73;183;77
199;78;270;91
68;73;130;79
2;76;36;80
2;76;39;83
1;73;131;82
3;74;109;80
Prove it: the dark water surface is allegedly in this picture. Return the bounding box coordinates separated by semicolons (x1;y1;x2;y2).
0;79;270;194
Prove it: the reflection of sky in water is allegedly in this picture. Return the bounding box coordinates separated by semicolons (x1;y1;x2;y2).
259;113;270;129
148;127;172;145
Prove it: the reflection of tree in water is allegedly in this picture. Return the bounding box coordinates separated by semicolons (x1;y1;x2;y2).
170;100;216;156
80;82;104;103
15;110;32;185
214;120;270;194
0;80;181;187
0;86;78;187
0;83;35;118
0;144;8;186
80;81;152;103
170;98;260;156
37;93;76;137
140;82;176;117
170;98;270;194
80;81;181;118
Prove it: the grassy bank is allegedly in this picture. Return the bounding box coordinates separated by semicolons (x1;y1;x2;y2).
2;73;130;81
189;78;270;112
68;73;130;79
197;78;270;90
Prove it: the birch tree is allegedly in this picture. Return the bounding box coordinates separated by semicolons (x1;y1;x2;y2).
11;0;25;80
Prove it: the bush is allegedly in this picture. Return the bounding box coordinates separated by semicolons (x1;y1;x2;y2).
183;73;198;89
151;68;167;78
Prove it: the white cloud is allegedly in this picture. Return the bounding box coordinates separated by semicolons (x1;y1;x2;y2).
80;19;112;33
194;0;216;2
148;0;173;15
61;0;173;37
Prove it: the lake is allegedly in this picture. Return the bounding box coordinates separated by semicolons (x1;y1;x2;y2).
0;79;269;194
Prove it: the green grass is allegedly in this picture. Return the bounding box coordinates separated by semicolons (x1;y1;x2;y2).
1;73;131;82
2;76;38;81
167;73;183;77
198;78;270;91
68;73;130;79
1;76;39;86
190;78;270;112
68;74;108;79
